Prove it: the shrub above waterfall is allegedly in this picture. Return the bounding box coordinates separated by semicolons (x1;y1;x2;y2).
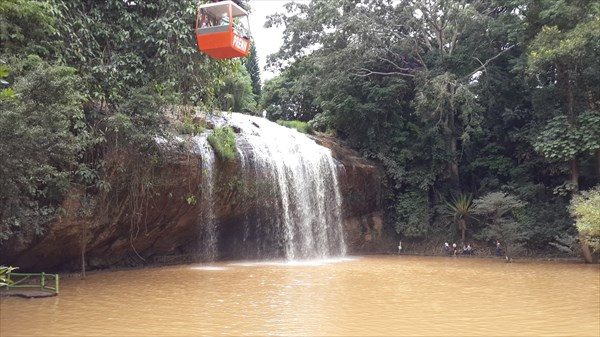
276;120;313;134
207;126;237;160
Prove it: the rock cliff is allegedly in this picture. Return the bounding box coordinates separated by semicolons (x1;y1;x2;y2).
0;132;386;272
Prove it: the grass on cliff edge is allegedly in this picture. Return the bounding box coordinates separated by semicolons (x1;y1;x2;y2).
208;126;237;160
276;120;313;134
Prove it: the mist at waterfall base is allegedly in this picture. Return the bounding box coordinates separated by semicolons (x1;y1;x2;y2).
192;113;346;262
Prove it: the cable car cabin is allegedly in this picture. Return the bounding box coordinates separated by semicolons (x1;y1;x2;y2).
196;0;251;59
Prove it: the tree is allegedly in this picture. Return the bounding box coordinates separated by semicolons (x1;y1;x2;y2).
473;192;528;260
259;59;321;122
442;192;475;243
0;0;58;57
0;56;87;242
527;1;600;193
52;0;235;107
243;43;262;99
215;63;256;112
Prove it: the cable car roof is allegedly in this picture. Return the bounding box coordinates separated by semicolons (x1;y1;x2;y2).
198;1;248;19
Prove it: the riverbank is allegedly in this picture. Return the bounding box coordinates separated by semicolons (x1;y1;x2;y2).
0;289;56;299
57;251;596;278
385;238;597;263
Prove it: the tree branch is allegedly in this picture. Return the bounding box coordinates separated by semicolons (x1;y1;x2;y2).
354;68;415;78
464;45;516;80
377;56;415;72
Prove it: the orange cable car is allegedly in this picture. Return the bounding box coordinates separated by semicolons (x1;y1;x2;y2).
195;0;251;59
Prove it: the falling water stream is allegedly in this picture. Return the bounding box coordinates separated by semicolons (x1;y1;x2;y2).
198;113;346;260
195;136;218;262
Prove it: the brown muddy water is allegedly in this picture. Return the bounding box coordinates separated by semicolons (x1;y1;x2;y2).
1;255;599;336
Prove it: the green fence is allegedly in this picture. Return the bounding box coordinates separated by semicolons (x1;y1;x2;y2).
4;272;59;295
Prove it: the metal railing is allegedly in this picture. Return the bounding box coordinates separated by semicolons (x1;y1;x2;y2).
4;272;59;295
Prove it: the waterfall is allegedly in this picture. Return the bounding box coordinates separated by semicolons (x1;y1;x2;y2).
197;112;346;260
194;136;218;262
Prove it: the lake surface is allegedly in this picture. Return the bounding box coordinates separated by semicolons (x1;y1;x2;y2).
1;255;599;336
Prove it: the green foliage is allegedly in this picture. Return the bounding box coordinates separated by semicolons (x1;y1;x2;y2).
473;192;527;220
207;126;237;161
570;185;600;252
0;56;87;241
185;194;198;206
528;16;600;74
441;192;475;242
533;112;600;161
413;72;483;143
178;116;206;135
526;0;599;193
508;183;575;249
0;64;17;101
394;191;431;238
276;120;313;134
52;0;239;107
215;63;257;112
473;192;529;257
243;43;261;98
0;0;58;56
259;60;321;122
107;85;166;153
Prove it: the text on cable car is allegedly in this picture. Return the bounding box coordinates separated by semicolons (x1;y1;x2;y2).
233;35;248;52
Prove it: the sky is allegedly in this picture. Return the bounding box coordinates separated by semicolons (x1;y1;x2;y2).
247;1;310;82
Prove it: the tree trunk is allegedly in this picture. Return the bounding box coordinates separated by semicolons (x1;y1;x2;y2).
81;218;87;280
448;106;459;187
81;247;86;279
580;236;593;264
565;69;579;191
450;136;459;187
570;158;579;191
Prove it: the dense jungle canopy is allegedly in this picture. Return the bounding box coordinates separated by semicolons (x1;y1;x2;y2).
1;0;599;260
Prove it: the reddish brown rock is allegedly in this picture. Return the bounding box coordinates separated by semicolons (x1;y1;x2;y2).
1;134;386;272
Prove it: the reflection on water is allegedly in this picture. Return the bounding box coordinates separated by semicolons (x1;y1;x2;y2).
1;256;599;336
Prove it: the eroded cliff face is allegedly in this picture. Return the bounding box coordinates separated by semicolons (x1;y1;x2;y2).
0;133;386;272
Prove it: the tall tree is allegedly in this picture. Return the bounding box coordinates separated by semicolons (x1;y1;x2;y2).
268;0;519;186
528;0;600;193
244;43;262;99
527;0;599;262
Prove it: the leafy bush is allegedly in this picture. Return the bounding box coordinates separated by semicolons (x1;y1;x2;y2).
276;120;313;134
178;116;205;135
207;126;237;160
473;192;528;258
111;85;167;152
394;191;431;238
570;185;600;252
0;57;86;242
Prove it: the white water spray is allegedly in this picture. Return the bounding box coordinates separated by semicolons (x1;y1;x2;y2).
228;113;346;260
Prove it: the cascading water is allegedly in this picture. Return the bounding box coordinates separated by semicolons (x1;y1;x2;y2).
194;136;218;262
198;112;346;260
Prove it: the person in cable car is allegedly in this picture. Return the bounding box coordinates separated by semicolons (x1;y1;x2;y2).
196;0;251;59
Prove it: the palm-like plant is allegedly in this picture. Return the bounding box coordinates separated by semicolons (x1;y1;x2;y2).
443;193;475;243
0;265;17;287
